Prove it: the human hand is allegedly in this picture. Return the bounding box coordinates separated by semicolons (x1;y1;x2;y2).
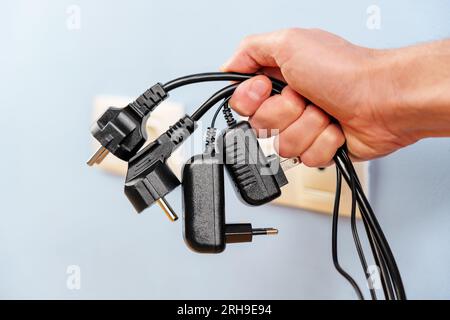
222;28;426;165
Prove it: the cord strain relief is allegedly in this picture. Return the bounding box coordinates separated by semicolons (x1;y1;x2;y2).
166;115;197;147
205;127;217;153
223;104;236;127
130;83;168;117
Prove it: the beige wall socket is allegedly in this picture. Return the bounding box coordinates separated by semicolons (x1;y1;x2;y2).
259;137;368;217
90;95;185;179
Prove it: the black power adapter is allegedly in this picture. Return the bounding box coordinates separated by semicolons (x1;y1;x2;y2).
220;120;299;206
87;72;406;300
182;129;277;253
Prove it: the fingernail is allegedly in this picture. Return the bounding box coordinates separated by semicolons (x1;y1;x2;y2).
248;79;268;101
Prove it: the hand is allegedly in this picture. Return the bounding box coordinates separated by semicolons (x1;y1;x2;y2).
222;28;445;165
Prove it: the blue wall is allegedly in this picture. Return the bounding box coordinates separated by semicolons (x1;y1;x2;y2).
1;0;449;299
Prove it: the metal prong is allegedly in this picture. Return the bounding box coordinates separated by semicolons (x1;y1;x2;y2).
86;146;109;166
265;228;279;235
252;228;279;236
280;157;301;172
95;147;110;163
156;197;178;222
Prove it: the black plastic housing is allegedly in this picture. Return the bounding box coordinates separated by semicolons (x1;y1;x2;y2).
91;83;167;161
124;115;196;213
220;121;288;206
182;153;226;253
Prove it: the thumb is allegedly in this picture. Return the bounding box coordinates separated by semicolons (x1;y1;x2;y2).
229;75;273;116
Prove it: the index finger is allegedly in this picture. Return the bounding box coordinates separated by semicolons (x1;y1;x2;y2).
221;31;282;73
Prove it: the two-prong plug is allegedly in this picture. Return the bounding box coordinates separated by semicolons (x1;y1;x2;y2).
124;115;196;221
87;83;168;166
182;128;278;254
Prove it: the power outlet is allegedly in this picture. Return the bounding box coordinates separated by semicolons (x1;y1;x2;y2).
259;137;368;217
90;95;185;178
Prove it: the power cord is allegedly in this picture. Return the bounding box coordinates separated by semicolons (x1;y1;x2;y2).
334;150;406;299
87;71;406;300
331;165;364;299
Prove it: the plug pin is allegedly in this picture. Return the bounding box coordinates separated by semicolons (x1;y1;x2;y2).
87;146;110;166
156;197;178;222
252;228;279;236
225;224;278;243
280;157;301;172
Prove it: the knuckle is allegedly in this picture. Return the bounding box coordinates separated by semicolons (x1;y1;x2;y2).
300;152;317;167
307;28;325;35
239;34;256;49
229;98;252;117
307;105;330;127
326;130;339;146
278;28;301;42
327;124;345;147
249;115;264;130
277;139;298;158
301;151;328;168
281;88;305;113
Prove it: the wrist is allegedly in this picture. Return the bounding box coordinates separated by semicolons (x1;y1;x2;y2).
370;42;450;142
363;48;420;146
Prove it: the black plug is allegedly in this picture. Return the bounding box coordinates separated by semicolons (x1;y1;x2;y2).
182;128;277;253
87;83;168;165
124;115;196;221
219;121;299;206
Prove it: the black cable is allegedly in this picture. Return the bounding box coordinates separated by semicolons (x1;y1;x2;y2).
335;156;395;299
191;84;239;121
335;149;406;299
163;72;285;122
332;166;364;300
191;80;283;121
163;72;286;92
338;149;405;299
336;155;395;300
162;72;406;300
347;156;377;300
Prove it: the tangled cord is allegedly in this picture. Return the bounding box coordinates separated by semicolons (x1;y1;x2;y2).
163;72;406;300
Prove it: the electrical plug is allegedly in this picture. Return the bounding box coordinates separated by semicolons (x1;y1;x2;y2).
219;120;300;206
182;128;277;253
87;83;168;166
124;115;196;221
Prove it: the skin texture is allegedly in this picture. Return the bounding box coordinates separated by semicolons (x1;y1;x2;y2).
221;28;450;166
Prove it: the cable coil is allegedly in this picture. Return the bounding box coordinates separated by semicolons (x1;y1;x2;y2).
161;72;406;300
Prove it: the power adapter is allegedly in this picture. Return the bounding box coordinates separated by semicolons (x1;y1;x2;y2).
87;72;406;300
182;129;277;253
220;120;299;206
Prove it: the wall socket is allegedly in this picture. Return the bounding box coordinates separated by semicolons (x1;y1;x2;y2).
90;95;185;179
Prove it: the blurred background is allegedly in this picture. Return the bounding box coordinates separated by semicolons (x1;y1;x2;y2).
1;0;450;299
